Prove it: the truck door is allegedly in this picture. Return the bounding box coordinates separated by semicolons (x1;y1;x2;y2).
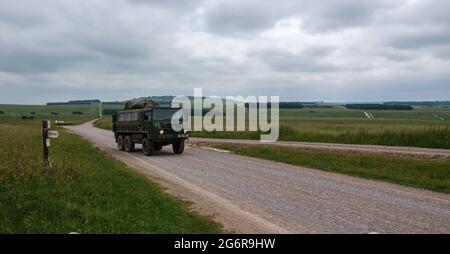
143;111;155;139
112;114;117;132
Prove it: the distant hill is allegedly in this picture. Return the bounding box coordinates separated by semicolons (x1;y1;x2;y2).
345;104;413;110
47;97;449;109
102;101;124;105
384;101;450;107
47;99;100;105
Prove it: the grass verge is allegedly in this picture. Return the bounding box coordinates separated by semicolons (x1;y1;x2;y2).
193;126;450;149
207;143;450;193
0;123;222;233
94;116;112;130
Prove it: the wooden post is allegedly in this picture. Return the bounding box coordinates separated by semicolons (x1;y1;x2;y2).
42;120;51;167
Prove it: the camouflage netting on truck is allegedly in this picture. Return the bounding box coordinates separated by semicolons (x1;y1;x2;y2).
124;99;160;110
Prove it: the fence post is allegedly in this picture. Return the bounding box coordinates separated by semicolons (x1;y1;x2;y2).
42;120;51;167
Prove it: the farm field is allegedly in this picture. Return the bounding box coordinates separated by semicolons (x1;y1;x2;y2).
0;104;98;125
0;103;123;125
0;120;221;233
193;107;450;149
3;104;450;149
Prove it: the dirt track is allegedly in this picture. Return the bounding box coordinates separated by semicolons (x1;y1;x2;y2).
65;121;450;234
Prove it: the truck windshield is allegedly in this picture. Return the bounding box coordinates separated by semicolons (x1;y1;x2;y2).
152;108;182;122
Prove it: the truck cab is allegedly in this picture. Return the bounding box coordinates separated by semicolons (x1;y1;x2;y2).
113;106;189;156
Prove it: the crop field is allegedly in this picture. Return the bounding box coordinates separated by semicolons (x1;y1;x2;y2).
0;104;123;125
0;104;97;125
0;121;221;233
193;107;450;149
4;104;450;149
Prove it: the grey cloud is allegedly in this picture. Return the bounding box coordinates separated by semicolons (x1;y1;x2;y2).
433;47;450;60
249;47;338;73
387;0;450;26
387;27;450;49
202;0;400;35
382;50;416;62
0;47;95;73
297;0;401;32
0;0;449;104
0;1;50;28
127;0;202;9
202;0;282;35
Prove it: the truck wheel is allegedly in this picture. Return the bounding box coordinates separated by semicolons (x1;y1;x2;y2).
124;135;135;152
172;141;185;154
142;138;154;156
154;144;163;151
117;135;125;151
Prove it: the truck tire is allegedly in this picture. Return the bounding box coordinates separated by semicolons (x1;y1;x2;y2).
142;138;154;156
124;135;135;152
117;135;125;151
172;140;185;154
154;144;163;151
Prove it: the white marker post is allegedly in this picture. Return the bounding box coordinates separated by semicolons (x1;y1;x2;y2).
99;101;102;118
42;120;59;167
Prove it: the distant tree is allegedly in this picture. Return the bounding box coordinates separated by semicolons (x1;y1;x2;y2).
303;105;334;109
245;102;305;109
72;111;84;115
0;110;4;114
384;101;450;107
51;112;59;115
279;102;305;109
345;104;413;110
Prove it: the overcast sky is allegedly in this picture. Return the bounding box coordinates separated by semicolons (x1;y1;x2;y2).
1;0;449;104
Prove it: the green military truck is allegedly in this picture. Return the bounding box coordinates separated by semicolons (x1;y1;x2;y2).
112;99;189;156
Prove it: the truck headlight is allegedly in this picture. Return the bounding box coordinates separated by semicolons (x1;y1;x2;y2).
159;130;164;135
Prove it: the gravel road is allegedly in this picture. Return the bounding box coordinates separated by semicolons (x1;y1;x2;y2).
66;121;450;234
190;137;450;157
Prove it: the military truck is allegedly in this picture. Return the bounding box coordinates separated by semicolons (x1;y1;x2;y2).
112;99;189;155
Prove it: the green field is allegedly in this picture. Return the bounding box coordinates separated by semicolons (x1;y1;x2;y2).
0;103;124;125
192;107;450;149
94;116;114;130
0;122;221;233
0;104;97;125
208;143;450;193
3;103;450;149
